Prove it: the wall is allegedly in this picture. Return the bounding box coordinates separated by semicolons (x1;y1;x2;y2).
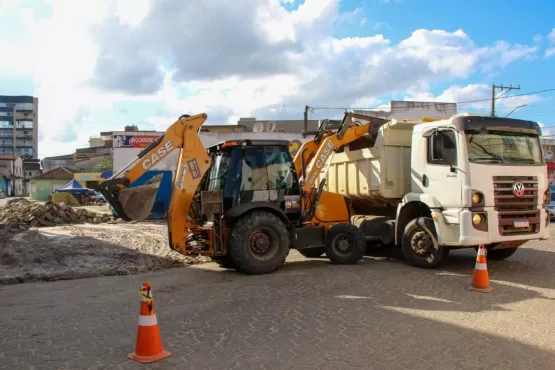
30;179;70;201
113;131;310;173
355;100;457;121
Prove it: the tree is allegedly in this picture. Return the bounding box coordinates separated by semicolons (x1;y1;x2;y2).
94;156;113;172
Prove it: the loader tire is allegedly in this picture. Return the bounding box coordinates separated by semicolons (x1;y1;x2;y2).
324;223;366;264
228;211;290;274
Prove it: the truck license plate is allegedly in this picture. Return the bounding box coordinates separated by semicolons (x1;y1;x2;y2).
513;219;529;228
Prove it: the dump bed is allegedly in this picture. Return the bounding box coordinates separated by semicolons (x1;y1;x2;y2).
317;119;419;207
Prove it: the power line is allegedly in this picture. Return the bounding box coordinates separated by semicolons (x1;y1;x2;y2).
308;87;555;111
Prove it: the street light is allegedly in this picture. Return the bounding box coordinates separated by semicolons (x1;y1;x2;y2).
505;104;527;117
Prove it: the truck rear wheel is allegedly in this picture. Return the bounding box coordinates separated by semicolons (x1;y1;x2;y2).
298;247;325;258
402;217;449;269
324;223;366;264
228;211;290;274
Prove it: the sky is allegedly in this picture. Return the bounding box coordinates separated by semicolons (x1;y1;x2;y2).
0;0;554;159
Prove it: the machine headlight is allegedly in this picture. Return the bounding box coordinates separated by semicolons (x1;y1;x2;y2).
472;213;486;225
472;191;484;206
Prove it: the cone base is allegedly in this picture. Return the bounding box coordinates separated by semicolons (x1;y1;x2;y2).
128;350;171;363
466;286;493;293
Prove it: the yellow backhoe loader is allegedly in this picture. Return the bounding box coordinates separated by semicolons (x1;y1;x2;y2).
98;113;378;274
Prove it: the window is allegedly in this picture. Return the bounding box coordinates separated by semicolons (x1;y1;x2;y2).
240;146;297;191
466;130;542;165
427;130;458;166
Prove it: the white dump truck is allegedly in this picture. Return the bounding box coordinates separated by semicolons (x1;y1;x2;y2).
317;113;550;268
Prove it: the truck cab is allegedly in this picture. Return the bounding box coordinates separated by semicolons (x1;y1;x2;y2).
400;113;549;265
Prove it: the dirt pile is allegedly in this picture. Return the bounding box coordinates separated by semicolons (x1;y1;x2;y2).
0;198;113;231
0;223;210;285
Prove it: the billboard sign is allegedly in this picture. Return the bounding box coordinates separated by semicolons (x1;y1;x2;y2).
113;135;161;149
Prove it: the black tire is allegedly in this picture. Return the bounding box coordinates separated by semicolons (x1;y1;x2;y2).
298;247;325;258
324;224;366;264
210;256;235;268
402;217;449;269
228;211;290;274
474;245;518;261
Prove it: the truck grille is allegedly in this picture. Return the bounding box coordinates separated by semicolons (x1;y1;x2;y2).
493;176;540;236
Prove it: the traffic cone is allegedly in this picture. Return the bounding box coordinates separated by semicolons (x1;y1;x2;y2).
466;245;493;293
128;282;171;363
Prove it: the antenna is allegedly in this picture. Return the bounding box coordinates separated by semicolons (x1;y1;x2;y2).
266;121;277;132
253;122;264;132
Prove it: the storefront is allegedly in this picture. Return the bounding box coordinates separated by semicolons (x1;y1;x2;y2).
74;172;105;189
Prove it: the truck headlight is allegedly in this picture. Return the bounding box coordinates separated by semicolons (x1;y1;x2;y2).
472;191;484;206
544;189;551;205
472;213;486;225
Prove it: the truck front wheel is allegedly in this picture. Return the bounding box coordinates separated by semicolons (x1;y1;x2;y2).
228;211;290;274
402;217;449;269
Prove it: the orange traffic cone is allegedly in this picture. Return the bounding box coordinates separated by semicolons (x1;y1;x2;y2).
128;282;171;363
466;244;493;293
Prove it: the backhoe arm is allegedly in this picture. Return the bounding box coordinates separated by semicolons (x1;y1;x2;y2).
98;113;210;224
302;119;372;194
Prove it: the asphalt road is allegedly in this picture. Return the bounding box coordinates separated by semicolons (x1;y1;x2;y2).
1;227;555;369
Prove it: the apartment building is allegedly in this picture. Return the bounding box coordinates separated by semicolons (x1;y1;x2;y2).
0;95;39;159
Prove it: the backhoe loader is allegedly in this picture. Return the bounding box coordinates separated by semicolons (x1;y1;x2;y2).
292;112;389;258
98;113;374;275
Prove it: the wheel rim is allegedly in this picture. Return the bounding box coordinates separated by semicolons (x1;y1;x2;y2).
249;227;279;261
332;235;354;256
410;230;437;263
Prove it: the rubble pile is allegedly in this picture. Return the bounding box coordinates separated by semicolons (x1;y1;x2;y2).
0;198;113;231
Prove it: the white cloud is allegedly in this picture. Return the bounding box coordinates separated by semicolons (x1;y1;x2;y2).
0;0;542;158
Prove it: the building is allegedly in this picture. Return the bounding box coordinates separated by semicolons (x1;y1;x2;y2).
541;137;555;184
41;154;75;172
30;167;76;201
22;158;42;195
355;100;457;121
0;154;24;196
0;95;39;159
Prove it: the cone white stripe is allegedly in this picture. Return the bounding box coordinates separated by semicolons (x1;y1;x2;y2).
475;262;487;270
138;314;158;326
477;248;486;256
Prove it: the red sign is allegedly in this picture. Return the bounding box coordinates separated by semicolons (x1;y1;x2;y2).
129;136;159;148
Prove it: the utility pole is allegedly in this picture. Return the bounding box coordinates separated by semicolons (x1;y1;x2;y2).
11;103;16;197
490;83;520;116
303;105;309;132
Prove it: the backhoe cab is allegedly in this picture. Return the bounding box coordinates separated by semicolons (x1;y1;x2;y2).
98;113;367;275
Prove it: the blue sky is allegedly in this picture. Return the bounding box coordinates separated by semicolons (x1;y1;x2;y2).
0;0;554;158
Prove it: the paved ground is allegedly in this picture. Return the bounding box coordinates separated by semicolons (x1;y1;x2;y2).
1;227;555;369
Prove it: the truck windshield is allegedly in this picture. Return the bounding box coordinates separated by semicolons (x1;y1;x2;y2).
465;130;543;165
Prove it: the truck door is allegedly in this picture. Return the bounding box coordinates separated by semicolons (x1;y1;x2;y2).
421;129;462;208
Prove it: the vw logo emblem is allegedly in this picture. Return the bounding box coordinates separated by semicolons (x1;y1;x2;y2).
512;182;525;197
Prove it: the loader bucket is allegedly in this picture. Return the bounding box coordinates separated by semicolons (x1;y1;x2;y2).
117;174;163;221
